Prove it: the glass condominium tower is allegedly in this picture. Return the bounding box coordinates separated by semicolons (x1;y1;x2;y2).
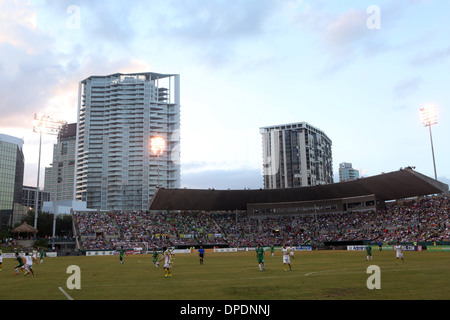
261;122;333;189
0;134;24;229
76;72;181;211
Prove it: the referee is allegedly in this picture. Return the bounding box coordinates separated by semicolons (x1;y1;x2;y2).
198;246;205;265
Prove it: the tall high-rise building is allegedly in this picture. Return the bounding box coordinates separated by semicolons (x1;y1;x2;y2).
44;123;77;201
0;134;26;229
339;162;360;182
76;72;181;211
261;122;333;189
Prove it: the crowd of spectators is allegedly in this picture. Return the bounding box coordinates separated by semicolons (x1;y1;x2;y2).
72;195;449;250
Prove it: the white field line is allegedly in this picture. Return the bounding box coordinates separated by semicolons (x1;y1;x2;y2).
58;287;74;300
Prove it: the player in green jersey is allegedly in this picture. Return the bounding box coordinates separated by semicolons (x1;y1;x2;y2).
152;248;159;268
118;246;126;264
256;244;265;272
366;244;372;261
14;252;27;275
40;249;45;264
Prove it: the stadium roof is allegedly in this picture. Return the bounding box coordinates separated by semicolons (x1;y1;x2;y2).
148;168;449;212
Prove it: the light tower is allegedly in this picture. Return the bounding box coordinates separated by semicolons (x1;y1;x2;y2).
150;136;166;188
420;105;438;180
32;114;67;233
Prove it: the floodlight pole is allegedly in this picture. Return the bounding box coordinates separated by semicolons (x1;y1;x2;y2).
157;153;161;188
32;114;67;238
420;106;438;180
151;136;166;189
428;124;438;180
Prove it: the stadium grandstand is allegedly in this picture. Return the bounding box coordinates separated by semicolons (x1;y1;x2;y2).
70;168;449;253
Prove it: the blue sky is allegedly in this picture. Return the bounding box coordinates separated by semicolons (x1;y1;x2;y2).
0;0;449;190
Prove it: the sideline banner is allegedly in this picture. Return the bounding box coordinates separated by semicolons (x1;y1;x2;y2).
2;252;57;258
214;248;237;253
427;245;450;252
296;246;312;251
348;245;422;251
86;251;115;256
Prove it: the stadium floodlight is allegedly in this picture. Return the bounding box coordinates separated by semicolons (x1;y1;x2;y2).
150;136;166;187
32;113;67;234
420;105;438;180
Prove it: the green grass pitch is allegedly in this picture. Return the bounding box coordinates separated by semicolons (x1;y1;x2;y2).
1;250;449;300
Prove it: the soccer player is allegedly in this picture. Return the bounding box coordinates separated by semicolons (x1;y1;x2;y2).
366;244;373;261
14;252;27;276
0;250;3;271
289;244;295;260
160;246;172;278
39;249;45;264
271;245;275;257
169;247;175;268
118;246;126;264
256;244;265;271
198;246;205;265
25;252;34;277
152;248;159;268
394;241;404;264
32;248;38;264
282;243;292;272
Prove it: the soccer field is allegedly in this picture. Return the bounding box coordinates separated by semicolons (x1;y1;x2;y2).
1;250;449;300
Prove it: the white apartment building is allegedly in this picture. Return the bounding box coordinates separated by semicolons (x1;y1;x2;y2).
261;122;333;189
76;72;181;211
44;123;77;202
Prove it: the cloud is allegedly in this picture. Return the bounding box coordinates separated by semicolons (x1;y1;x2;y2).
324;9;368;54
411;47;450;66
0;0;157;128
393;77;423;99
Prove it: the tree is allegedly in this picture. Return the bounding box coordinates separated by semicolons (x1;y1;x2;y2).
22;210;73;238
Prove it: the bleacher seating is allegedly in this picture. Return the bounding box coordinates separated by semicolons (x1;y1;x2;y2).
72;195;450;250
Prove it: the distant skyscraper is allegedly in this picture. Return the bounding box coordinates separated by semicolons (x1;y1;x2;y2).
0;134;25;229
76;72;181;211
339;162;360;182
261;122;333;189
21;186;50;210
44;123;77;202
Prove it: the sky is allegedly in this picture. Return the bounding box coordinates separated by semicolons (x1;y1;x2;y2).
0;0;449;190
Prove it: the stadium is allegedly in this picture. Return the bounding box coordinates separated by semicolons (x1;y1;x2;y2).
1;167;449;302
63;167;448;252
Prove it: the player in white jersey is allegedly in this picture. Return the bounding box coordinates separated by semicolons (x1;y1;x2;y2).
289;245;295;260
32;249;38;264
24;252;34;277
0;250;3;271
282;243;292;272
160;246;172;278
394;241;404;264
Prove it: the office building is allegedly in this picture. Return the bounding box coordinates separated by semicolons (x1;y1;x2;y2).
21;186;50;210
0;134;26;229
76;72;181;211
339;162;360;182
261;122;333;189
